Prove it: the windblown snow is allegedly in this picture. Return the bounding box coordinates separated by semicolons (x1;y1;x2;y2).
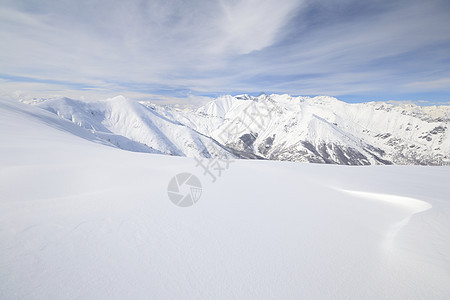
1;97;450;299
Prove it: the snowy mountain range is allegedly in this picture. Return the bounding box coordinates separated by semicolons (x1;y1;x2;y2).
25;94;450;165
2;95;450;299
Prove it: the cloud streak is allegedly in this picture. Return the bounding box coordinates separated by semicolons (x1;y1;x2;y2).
0;0;449;103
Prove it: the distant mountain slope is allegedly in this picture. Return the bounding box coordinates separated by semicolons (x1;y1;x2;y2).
36;96;236;158
27;94;450;165
154;94;450;165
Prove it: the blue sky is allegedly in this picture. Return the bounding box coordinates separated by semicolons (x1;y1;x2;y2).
1;0;450;105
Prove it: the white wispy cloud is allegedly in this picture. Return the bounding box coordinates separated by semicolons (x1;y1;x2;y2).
211;0;303;54
405;78;450;90
0;0;449;103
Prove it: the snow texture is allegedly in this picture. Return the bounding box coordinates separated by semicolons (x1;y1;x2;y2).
1;98;450;299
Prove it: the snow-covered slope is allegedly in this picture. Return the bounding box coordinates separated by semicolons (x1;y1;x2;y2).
36;96;235;158
1;98;450;299
162;94;450;165
24;94;450;165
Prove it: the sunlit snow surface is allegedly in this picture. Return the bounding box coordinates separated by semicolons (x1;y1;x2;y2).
1;98;450;299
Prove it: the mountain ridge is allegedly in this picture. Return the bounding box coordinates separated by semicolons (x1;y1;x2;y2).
21;94;450;165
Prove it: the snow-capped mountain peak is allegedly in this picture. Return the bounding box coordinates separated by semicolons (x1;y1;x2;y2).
28;94;450;165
